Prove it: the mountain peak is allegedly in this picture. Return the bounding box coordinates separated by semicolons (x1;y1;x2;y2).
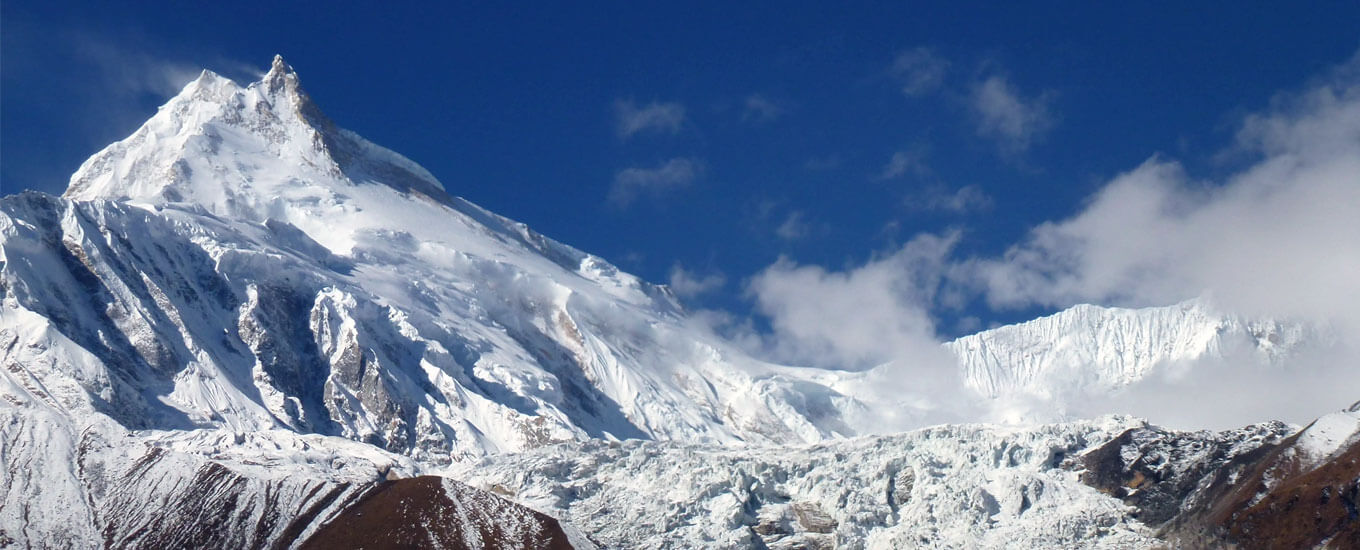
194;68;230;85
177;68;241;102
262;54;301;97
64;56;448;224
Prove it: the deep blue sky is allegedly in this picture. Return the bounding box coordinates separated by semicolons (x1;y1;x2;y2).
4;1;1359;335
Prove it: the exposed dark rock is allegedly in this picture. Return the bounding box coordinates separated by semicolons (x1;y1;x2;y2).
1165;431;1360;549
791;501;837;534
1078;420;1360;549
1079;423;1291;525
300;476;578;550
888;466;915;507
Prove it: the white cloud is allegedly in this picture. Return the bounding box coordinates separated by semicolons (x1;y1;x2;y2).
971;75;1054;153
1072;343;1360;429
742;94;785;123
609;158;701;206
964;55;1360;425
877;150;929;180
969;67;1360;332
668;265;726;298
733;51;1360;429
740;232;972;428
891;48;949;97
747;233;961;370
615;100;685;138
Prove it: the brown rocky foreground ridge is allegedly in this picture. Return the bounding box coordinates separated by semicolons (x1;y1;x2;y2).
1080;411;1360;549
300;476;578;550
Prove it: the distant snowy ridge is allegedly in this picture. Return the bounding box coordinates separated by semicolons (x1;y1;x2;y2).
948;299;1310;400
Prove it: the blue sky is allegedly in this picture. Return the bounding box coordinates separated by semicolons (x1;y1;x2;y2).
4;1;1360;347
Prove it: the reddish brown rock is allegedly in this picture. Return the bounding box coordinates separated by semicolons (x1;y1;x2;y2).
300;476;579;550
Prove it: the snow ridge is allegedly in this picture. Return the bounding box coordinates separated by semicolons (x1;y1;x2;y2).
949;300;1309;400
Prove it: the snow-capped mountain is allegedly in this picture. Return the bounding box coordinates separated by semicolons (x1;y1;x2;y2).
12;55;875;463
1;56;1350;549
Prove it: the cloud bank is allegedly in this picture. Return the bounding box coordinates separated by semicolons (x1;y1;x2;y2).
969;55;1360;333
734;50;1360;429
746;233;960;370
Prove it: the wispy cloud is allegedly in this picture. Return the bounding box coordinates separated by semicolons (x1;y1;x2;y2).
803;154;842;171
885;50;1053;156
615;100;685;138
970;74;1054;153
971;75;1360;326
609;157;702;206
75;44;203;99
775;211;810;241
742;94;785;123
64;33;262;100
668;264;727;297
890;47;949;97
908;184;993;214
0;22;259;193
877;149;929;180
